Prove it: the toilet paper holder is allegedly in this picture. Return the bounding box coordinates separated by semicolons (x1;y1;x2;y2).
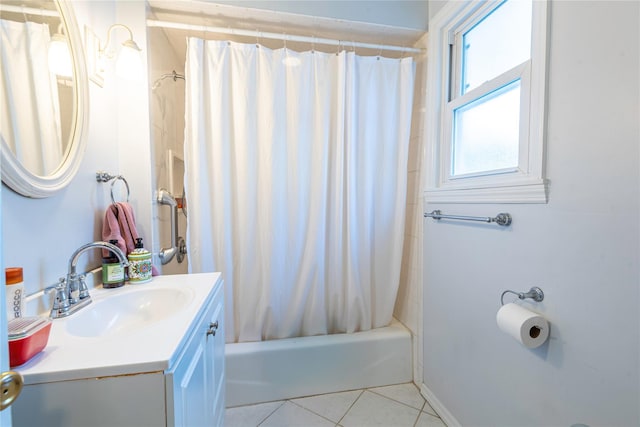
501;287;544;306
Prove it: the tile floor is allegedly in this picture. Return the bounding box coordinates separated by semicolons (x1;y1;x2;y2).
225;382;447;427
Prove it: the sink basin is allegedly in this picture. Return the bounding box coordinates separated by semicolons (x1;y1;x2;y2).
65;287;194;338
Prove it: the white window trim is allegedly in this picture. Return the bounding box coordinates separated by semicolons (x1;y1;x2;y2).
424;0;549;204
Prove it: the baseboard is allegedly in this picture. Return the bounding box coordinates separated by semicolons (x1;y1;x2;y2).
419;382;462;427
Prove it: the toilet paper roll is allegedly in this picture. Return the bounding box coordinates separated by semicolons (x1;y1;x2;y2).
496;303;549;348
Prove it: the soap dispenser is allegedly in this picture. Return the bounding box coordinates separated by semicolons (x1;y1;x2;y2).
102;240;125;288
128;238;153;284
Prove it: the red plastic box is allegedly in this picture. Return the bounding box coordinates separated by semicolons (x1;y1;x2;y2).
8;317;51;367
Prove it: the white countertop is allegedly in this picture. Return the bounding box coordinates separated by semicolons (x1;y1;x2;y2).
15;272;222;385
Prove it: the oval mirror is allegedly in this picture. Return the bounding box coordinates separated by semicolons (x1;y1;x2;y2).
0;0;88;198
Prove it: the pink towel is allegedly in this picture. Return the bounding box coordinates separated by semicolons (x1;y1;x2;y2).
101;202;140;257
102;202;160;276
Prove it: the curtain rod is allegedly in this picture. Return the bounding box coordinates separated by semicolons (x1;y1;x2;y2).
0;4;59;18
147;19;423;54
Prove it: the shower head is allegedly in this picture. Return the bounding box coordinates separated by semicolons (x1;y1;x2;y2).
151;70;185;90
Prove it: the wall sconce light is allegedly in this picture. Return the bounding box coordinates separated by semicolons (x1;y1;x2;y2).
48;24;73;77
86;23;142;85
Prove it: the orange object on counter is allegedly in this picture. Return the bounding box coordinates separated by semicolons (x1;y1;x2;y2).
8;316;51;367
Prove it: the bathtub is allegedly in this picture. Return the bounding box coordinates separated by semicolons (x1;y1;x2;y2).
225;318;412;407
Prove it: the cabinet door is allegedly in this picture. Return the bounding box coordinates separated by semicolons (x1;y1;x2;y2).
170;282;224;427
172;337;208;427
13;373;166;427
206;285;225;426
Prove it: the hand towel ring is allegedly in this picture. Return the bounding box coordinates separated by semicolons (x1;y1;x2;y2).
110;175;130;204
96;171;130;204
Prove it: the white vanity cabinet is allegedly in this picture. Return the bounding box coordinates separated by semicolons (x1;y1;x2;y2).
12;273;224;427
166;279;225;426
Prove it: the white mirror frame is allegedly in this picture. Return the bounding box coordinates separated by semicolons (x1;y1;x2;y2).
0;0;89;198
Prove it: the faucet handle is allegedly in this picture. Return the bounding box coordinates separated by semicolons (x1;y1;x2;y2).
46;278;70;318
67;273;80;304
77;274;90;300
43;279;62;294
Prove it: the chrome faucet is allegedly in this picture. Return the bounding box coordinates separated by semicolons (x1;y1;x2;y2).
47;241;129;319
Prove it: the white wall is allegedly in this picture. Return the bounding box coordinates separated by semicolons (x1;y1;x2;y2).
1;1;153;307
422;2;639;426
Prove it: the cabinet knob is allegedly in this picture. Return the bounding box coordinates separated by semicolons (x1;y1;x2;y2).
207;321;219;337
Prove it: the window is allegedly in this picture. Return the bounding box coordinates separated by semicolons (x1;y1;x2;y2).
425;0;548;203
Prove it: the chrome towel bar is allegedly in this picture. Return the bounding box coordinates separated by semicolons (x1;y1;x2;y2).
424;210;512;226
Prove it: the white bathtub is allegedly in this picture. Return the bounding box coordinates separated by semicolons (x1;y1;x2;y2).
225;319;412;407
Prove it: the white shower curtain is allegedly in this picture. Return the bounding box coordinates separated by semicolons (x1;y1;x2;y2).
185;38;414;343
0;19;63;176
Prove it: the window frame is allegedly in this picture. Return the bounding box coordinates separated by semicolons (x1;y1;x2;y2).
425;0;549;203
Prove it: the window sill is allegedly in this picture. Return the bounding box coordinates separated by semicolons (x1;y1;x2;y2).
424;178;548;204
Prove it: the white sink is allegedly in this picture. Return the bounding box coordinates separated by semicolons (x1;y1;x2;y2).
65;287;194;338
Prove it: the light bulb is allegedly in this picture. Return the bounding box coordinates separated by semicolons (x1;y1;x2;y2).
48;34;73;77
115;40;143;81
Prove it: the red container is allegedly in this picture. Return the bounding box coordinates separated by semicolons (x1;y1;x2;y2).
8;317;51;367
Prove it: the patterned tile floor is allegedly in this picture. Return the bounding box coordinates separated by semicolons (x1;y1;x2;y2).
225;382;447;427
